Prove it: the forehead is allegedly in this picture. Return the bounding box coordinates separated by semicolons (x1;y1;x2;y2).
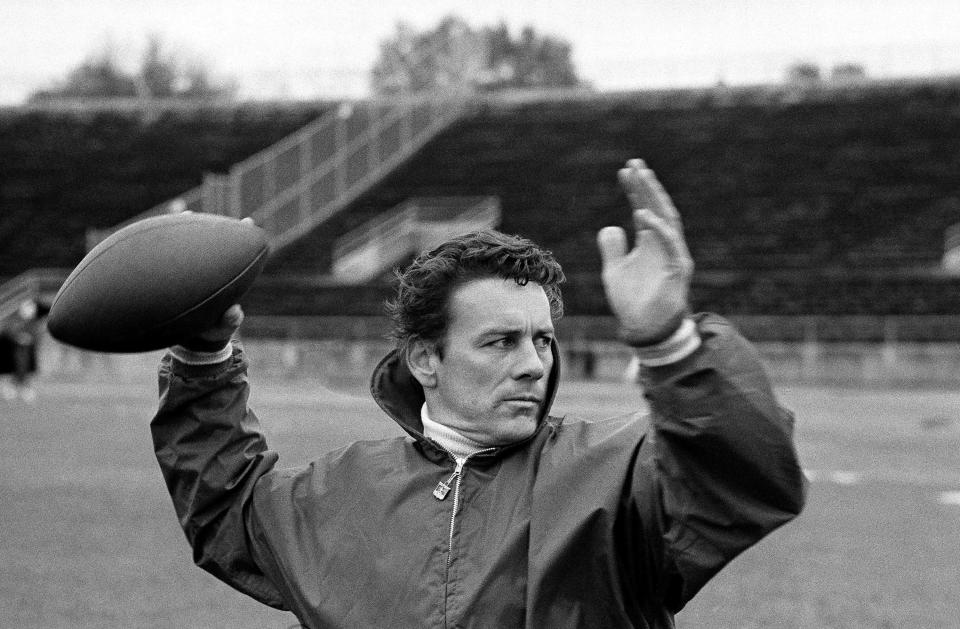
446;277;553;334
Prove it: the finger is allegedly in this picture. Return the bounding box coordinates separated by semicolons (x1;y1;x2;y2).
241;217;255;226
618;165;653;211
620;161;681;229
222;304;244;328
642;170;682;230
633;209;692;268
597;226;628;267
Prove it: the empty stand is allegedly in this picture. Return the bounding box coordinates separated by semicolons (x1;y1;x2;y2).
5;81;960;328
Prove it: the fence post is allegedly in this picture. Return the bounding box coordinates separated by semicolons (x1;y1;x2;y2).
800;317;819;382
335;105;349;198
265;156;277;211
228;166;243;219
881;316;898;370
400;99;412;149
300;132;312;222
201;173;226;215
368;104;380;173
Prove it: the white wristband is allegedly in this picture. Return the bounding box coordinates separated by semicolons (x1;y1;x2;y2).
169;343;233;366
634;318;701;367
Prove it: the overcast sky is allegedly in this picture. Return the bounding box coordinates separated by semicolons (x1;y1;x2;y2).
3;0;960;103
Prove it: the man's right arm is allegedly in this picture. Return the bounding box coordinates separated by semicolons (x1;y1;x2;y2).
151;340;289;608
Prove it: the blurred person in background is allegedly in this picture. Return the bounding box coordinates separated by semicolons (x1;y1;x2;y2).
150;159;806;628
0;299;43;403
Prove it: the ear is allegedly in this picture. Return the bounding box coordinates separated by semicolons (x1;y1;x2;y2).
406;337;439;389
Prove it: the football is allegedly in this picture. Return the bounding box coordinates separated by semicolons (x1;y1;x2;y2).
47;213;270;353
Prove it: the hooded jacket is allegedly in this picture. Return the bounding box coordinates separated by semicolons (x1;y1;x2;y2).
151;314;805;628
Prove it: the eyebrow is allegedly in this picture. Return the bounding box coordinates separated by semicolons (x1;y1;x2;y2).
477;324;555;338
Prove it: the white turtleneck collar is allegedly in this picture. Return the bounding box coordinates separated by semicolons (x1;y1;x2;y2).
420;404;488;462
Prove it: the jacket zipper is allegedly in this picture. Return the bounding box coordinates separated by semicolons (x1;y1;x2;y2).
432;449;494;571
432;456;466;628
444;459;465;571
431;448;495;627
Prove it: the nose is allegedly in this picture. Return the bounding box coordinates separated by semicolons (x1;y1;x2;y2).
513;339;547;381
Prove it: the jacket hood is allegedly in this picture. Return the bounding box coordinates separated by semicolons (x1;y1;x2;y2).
369;340;562;449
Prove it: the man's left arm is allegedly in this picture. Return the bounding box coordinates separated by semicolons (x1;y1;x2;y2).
635;313;806;608
598;159;806;609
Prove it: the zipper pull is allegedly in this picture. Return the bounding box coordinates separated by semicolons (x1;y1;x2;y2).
433;478;452;500
433;459;465;501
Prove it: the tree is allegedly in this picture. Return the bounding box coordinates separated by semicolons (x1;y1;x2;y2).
139;35;178;97
830;62;867;83
372;17;486;94
371;16;582;94
785;61;821;84
29;36;235;102
482;23;579;89
29;45;137;100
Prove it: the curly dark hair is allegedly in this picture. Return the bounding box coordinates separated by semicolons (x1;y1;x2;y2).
386;230;565;355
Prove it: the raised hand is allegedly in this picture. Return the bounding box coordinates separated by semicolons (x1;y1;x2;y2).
597;159;693;345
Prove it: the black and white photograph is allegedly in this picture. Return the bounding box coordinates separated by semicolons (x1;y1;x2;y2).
2;1;959;627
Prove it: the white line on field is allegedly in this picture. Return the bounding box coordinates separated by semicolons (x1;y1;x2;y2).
805;467;958;486
805;468;960;507
803;469;861;484
938;491;960;506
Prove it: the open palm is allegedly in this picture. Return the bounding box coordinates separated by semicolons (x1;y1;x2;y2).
597;159;693;345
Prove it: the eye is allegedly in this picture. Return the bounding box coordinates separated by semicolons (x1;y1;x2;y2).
534;336;553;350
490;337;516;348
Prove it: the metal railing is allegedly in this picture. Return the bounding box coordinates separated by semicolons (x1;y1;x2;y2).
84;88;474;252
0;268;70;321
241;91;473;252
331;196;500;283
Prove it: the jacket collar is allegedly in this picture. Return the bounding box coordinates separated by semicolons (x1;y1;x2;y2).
369;340;562;452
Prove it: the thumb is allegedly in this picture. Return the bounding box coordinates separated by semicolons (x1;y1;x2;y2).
221;304;244;329
597;226;628;267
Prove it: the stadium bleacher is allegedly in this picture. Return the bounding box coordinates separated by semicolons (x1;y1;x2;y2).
0;102;334;275
3;81;960;332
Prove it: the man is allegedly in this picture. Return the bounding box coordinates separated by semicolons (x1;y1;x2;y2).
0;299;42;403
153;159;806;628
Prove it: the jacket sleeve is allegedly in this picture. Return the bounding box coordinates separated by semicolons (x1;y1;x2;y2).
151;341;288;609
635;313;806;610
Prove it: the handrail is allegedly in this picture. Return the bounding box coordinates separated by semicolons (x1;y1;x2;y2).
332;199;420;260
0;268;70;321
331;196;500;283
244;89;473;252
85;88;474;255
333;196;499;262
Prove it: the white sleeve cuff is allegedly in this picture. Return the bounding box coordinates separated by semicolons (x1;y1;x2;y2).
634;317;701;367
169;343;234;366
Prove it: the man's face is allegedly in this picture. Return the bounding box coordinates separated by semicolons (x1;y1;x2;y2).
424;277;555;446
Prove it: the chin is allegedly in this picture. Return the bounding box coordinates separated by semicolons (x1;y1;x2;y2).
490;417;539;445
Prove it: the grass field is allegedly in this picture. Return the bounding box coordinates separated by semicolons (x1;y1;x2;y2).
1;371;959;629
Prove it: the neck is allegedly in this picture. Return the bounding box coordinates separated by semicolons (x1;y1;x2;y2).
420;405;488;460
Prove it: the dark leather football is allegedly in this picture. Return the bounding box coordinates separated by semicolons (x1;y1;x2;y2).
47;213;269;353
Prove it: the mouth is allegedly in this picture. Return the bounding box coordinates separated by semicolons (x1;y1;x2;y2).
504;396;542;405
